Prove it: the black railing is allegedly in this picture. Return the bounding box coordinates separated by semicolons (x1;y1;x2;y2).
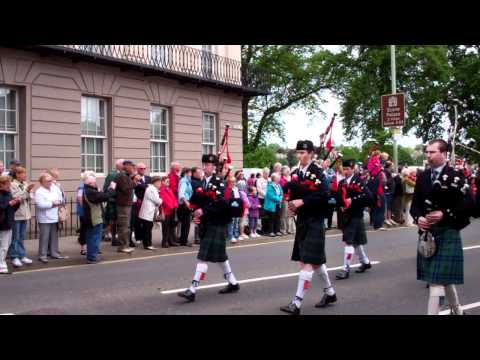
27;198;79;240
37;45;270;95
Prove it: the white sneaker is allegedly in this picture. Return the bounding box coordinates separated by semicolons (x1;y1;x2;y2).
0;267;10;274
379;227;388;231
230;238;238;243
254;233;260;238
12;258;23;267
21;257;33;264
390;220;399;226
384;220;392;226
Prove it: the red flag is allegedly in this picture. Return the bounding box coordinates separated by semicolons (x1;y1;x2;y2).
325;129;333;151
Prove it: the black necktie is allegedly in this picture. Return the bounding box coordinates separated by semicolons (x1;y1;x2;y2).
202;178;207;190
431;170;439;184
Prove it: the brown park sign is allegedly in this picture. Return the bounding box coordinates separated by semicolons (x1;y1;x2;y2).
381;93;405;127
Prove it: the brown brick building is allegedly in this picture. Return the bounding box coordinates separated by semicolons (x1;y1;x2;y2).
0;45;267;197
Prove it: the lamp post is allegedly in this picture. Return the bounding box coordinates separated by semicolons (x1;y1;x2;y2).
390;45;399;172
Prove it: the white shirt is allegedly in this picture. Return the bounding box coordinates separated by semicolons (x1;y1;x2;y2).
256;177;269;199
431;163;446;181
346;175;354;186
35;185;63;223
299;161;313;177
139;185;163;221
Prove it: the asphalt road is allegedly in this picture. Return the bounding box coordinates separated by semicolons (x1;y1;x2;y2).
1;220;480;315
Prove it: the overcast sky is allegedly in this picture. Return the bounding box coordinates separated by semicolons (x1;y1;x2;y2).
266;45;425;150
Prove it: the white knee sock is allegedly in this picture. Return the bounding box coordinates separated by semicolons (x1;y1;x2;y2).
189;263;208;293
444;284;463;315
355;245;370;265
218;260;238;285
343;245;355;272
427;284;444;315
293;270;314;308
317;264;335;296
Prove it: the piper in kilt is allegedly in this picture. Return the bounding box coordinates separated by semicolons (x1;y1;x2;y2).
411;139;473;315
335;159;375;280
280;140;337;315
177;154;240;302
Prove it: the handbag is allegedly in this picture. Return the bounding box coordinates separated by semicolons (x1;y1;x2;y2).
417;230;436;258
58;205;68;223
154;208;165;222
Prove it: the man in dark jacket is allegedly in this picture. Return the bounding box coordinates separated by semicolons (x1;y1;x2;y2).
280;140;337;315
177;155;240;302
83;175;114;263
114;160;139;253
0;176;21;274
132;162;152;246
411;139;473;315
103;159;124;246
335;160;374;280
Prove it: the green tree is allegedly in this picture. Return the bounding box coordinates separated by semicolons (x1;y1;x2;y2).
242;45;345;152
331;45;480;160
243;144;277;168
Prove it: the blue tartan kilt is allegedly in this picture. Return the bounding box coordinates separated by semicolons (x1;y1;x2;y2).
197;224;229;263
291;216;326;265
417;226;464;285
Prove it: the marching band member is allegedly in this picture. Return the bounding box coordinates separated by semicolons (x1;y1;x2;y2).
177;154;240;302
335;159;374;280
280;140;337;315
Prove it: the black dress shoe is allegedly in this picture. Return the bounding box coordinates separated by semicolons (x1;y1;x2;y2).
169;242;180;247
112;242;121;247
219;283;240;294
355;262;372;273
336;270;350;280
315;293;337;308
129;242;137;248
178;289;195;302
280;302;300;315
194;240;200;245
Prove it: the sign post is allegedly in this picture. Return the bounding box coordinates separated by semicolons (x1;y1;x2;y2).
390;45;401;171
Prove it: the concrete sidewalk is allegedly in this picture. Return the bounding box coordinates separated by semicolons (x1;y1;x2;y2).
9;211;402;273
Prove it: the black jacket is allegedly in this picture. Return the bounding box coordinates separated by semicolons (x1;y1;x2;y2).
0;190;20;231
83;184;114;228
287;162;329;220
410;165;473;230
134;175;152;200
190;174;233;226
336;174;374;218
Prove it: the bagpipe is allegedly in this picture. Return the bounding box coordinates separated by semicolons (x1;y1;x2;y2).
216;124;233;180
316;113;337;161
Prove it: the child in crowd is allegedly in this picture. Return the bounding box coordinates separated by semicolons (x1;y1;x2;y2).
247;186;261;238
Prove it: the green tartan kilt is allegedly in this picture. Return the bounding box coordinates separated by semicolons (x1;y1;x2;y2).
291;216;326;265
197;224;229;263
342;215;367;246
417;226;464;285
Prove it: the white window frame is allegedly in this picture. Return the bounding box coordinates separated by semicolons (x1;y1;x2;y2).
150;106;169;175
202;112;217;155
0;87;18;168
81;96;107;176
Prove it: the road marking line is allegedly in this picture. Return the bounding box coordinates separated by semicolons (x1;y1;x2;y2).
159;260;381;294
463;245;480;251
0;313;15;315
12;226;415;275
439;301;480;315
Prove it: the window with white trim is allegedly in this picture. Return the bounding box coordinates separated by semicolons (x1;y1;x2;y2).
81;96;107;174
202;112;216;155
0;87;18;167
150;106;169;174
